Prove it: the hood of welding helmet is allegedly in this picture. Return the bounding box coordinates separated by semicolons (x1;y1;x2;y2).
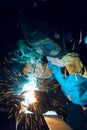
20;1;74;58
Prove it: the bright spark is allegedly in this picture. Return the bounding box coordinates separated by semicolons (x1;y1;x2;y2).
22;75;38;107
22;91;36;107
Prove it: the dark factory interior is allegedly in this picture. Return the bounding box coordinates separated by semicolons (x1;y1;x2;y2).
0;0;87;130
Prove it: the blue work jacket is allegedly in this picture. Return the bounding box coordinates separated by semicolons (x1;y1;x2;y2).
48;62;87;106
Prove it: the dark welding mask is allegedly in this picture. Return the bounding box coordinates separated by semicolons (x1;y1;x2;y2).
19;1;74;58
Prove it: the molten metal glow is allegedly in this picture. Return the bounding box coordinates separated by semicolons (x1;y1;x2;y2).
22;75;38;107
22;91;36;107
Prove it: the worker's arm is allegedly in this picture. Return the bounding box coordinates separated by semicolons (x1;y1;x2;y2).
48;61;87;107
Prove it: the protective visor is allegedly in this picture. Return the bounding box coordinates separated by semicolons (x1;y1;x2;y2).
30;37;62;57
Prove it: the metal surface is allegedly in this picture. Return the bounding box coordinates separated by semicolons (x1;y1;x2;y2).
44;116;73;130
27;90;51;115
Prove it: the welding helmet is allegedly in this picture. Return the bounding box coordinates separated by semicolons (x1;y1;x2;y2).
19;1;74;58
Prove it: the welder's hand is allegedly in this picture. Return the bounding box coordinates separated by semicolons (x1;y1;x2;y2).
47;56;66;67
23;63;53;79
48;62;66;85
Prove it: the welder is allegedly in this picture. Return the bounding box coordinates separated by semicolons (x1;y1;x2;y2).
19;1;87;129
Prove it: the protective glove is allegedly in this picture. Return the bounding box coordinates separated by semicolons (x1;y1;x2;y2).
47;56;67;84
48;61;66;85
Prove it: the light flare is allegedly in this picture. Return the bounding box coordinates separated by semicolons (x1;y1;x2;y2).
22;91;36;107
22;76;38;107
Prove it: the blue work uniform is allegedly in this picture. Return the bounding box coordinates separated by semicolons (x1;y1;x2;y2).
48;62;87;107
